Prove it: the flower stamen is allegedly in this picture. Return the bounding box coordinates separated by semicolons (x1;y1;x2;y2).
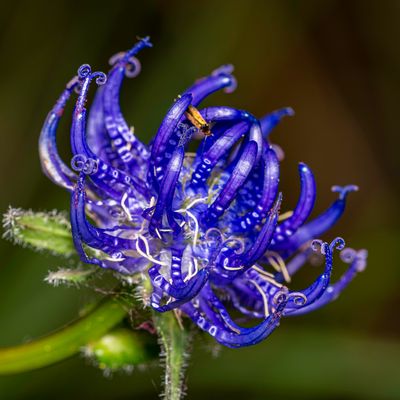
252;266;284;288
135;235;167;266
249;279;270;317
278;210;293;222
266;251;291;283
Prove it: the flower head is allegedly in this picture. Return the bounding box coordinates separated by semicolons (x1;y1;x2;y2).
39;37;367;348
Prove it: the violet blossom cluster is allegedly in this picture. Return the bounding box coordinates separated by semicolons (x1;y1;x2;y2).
39;37;367;348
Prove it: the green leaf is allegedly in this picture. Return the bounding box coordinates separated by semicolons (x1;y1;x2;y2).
2;207;75;256
154;311;191;400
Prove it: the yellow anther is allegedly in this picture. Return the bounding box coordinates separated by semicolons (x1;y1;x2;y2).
278;210;294;222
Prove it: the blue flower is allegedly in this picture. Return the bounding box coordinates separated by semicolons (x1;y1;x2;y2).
39;37;367;348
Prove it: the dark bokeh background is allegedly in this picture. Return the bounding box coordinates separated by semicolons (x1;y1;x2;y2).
0;1;399;399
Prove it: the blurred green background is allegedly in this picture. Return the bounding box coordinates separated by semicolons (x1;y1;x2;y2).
0;0;399;399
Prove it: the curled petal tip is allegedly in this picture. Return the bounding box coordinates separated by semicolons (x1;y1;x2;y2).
71;154;99;175
340;248;367;271
339;247;367;272
77;65;107;85
330;237;346;251
340;247;357;263
224;75;237;93
77;64;91;79
91;71;107;85
287;292;308;306
311;237;345;254
211;64;237;93
109;52;142;78
331;185;359;200
125;57;141;78
311;239;328;254
355;249;368;272
272;287;289;305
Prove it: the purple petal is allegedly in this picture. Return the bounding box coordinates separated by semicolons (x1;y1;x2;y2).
103;50;150;171
147;146;185;237
242;194;282;268
260;107;294;139
190;121;249;188
149;264;208;311
182;65;237;106
39;77;79;190
181;295;286;348
273;162;316;241
205;140;258;223
71;174;136;253
285;247;367;316
236;147;280;230
71;68;149;198
86;86;117;166
149;94;193;187
270;185;358;252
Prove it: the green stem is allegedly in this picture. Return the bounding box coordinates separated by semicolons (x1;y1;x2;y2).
154;312;191;400
0;297;127;375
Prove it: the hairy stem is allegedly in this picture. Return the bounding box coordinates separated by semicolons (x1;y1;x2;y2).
0;296;128;374
154;312;191;400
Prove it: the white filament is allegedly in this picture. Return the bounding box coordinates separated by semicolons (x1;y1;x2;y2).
249;279;270;317
135;235;167;266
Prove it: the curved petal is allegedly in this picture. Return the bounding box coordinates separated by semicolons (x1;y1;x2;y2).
149;94;193;188
182;64;237;106
71;174;136;254
102;40;151;170
285;247;367;316
205;140;258;224
149;265;208;312
259;107;294;139
190;121;249;188
39;77;79;191
273;162;316;241
235;146;280;230
270;185;358;252
70;67;148;198
147;146;185;237
181;295;287;348
242;194;282;268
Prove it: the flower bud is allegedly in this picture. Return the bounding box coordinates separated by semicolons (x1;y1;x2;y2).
84;328;157;373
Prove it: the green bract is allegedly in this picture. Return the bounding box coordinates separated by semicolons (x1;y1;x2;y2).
3;208;75;256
